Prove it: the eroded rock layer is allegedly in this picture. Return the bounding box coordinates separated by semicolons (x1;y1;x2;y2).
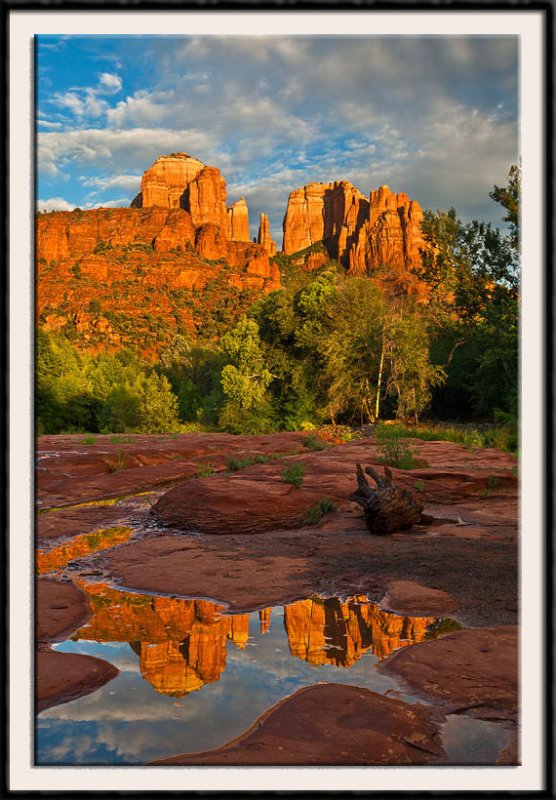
282;179;429;277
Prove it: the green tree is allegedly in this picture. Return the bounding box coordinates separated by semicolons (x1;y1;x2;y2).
490;163;520;249
219;316;273;433
320;277;386;424
138;373;180;433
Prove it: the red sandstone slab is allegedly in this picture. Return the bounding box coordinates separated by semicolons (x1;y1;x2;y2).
378;625;518;722
152;683;445;766
37;649;118;713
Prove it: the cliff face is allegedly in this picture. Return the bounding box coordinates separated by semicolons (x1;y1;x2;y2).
227;198;251;242
257;213;277;256
282;180;429;280
37;153;281;353
134;152;205;209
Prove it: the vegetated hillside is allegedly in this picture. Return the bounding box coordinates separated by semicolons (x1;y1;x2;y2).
36;208;281;357
35;154;520;437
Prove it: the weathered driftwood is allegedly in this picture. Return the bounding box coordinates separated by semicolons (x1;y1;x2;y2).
350;463;426;536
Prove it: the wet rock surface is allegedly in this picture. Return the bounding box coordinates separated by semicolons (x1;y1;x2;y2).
152;683;446;766
36;578;119;711
378;626;518;723
37;650;118;713
34;431;519;764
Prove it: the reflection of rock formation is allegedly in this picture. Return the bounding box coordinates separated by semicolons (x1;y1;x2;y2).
36;527;132;575
71;582;440;698
283;596;436;666
74;583;248;696
259;608;272;634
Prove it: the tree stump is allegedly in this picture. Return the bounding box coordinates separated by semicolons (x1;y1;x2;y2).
350;463;426;536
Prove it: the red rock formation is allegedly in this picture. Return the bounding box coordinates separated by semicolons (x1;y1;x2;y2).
282;181;368;258
188;166;228;230
257;213;277;256
138;152;205;209
227;198;251;242
195;222;227;261
259;608;272;634
153;208;195;253
282;179;429;282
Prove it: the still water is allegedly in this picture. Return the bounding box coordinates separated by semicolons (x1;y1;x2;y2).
36;585;507;766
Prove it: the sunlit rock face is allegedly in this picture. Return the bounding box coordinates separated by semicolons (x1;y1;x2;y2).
227;198;251;242
37;527;132;575
257;213;277;256
283;596;436;666
138;152;205;209
282;180;429;280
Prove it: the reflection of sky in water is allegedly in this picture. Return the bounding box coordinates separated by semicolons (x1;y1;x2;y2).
36;607;508;766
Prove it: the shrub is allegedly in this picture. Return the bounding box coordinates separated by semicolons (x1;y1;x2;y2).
106;450;125;473
196;461;215;477
281;462;305;488
302;497;337;525
376;433;427;470
82;434;96;445
303;433;327;452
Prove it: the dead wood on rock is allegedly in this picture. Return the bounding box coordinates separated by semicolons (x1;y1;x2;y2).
351;463;426;535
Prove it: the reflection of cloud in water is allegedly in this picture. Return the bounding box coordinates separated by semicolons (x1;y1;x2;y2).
38;593;451;765
39;614;404;764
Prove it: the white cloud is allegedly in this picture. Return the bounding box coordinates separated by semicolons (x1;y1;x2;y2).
37;197;76;212
81;173;141;196
52;90;107;119
98;72;122;94
38;127;217;179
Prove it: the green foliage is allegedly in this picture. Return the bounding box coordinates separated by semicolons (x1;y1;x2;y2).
70;262;82;279
302;497;337;526
281;462;305;488
490;163;520;249
196;460;215;477
226;455;268;471
425;618;463;640
375;428;427;470
219;316;274;433
138;373;180;433
303;433;327;451
82;434;96;445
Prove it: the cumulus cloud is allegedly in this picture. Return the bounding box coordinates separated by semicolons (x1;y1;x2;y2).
37;197;76;212
37;35;519;232
38;127;217;178
98;72;123;94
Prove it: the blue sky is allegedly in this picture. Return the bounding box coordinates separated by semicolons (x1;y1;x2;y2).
37;35;519;243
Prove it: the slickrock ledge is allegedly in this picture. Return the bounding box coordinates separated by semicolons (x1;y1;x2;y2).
36;578;119;712
151;683;446;766
378;625;519;723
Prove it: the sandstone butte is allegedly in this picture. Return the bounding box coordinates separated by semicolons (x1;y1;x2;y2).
282;179;429;286
36;153;281;351
36;151;433;351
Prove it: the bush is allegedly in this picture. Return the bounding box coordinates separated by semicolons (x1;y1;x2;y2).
281;462;305;488
375;429;427;470
302;497;337;525
303;433;327;451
